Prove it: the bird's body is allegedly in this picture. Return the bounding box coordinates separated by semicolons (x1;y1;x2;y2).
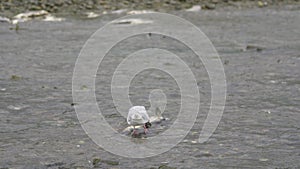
127;106;151;135
127;106;150;125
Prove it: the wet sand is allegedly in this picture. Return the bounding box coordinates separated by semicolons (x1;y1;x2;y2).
0;6;300;169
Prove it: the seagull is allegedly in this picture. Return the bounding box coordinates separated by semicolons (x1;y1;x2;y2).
127;106;151;135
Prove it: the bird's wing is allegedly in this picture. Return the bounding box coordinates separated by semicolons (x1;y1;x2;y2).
127;108;136;124
127;106;149;124
139;109;150;122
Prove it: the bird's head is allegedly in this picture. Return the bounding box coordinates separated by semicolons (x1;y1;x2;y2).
145;121;152;128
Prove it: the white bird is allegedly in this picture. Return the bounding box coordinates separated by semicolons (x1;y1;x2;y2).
127;106;151;135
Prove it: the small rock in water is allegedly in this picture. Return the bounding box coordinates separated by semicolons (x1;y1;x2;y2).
185;5;201;12
70;103;77;106
246;45;264;52
11;75;22;80
92;158;101;166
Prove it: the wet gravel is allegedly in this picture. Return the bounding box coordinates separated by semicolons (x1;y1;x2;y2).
0;5;300;169
0;0;299;17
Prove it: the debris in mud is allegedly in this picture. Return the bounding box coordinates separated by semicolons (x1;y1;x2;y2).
92;158;119;167
10;75;22;80
245;45;264;52
70;102;78;106
92;158;101;166
45;162;65;168
158;164;177;169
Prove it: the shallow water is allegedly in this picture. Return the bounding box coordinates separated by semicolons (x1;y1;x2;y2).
0;6;300;168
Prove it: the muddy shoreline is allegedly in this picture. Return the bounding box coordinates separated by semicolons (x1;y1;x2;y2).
0;0;299;17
